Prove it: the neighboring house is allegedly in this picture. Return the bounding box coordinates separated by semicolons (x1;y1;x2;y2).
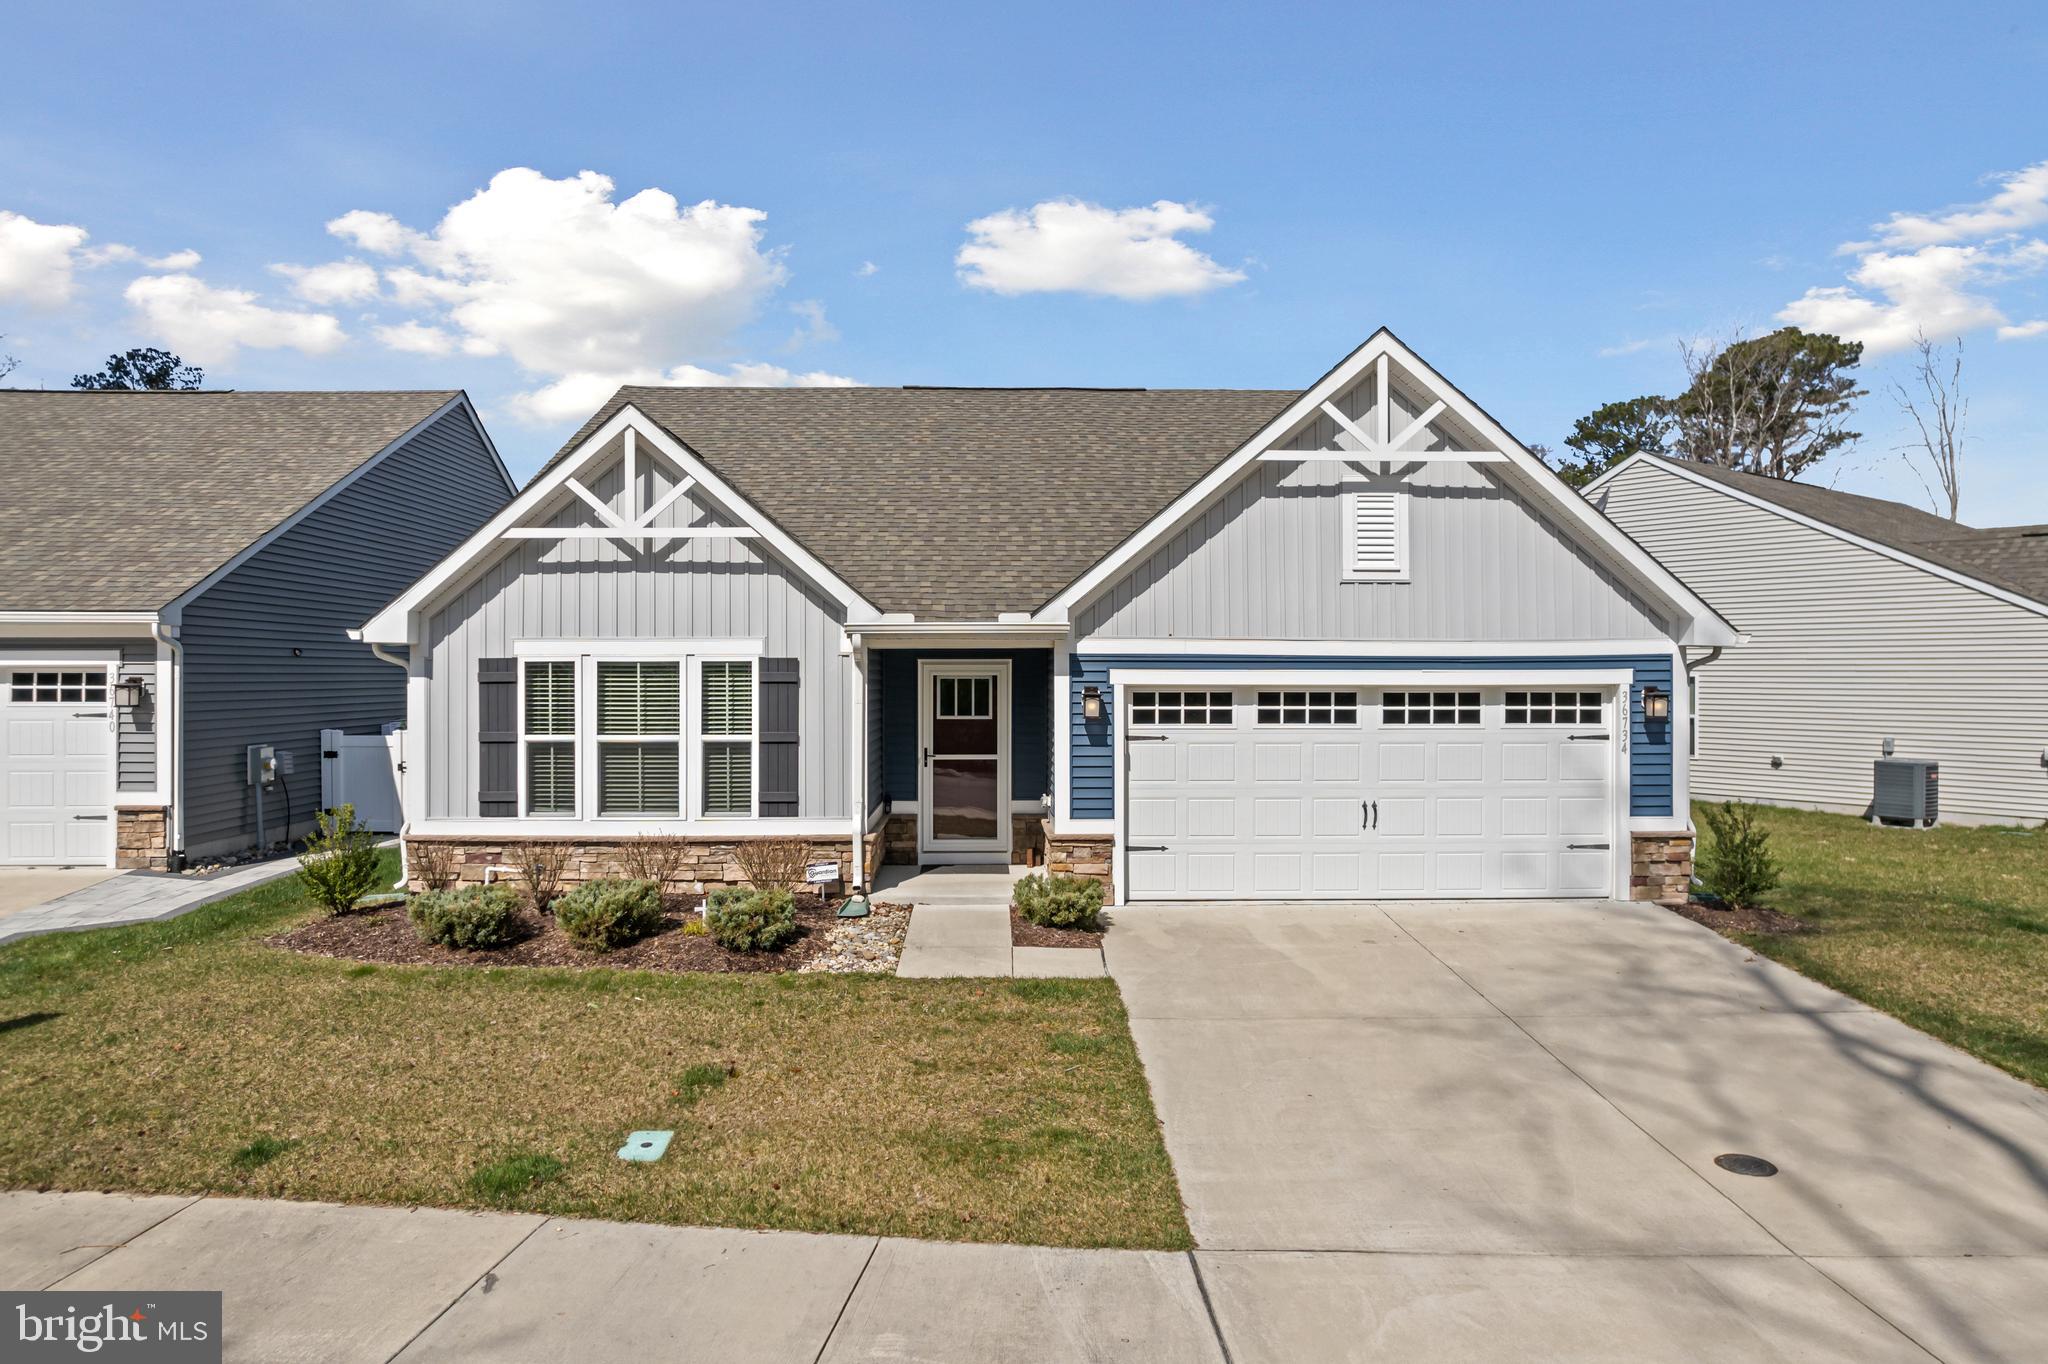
361;330;1737;905
0;391;515;868
1588;454;2048;826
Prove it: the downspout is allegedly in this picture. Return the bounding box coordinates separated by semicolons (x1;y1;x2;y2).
150;619;185;868
849;633;867;894
365;638;412;890
1681;645;1725;828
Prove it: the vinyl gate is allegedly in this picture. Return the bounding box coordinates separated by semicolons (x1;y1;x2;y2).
320;728;405;832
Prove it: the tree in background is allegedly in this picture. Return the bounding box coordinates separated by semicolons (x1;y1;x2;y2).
1546;395;1675;488
1673;328;1864;479
1892;334;1966;521
0;335;17;382
71;347;204;391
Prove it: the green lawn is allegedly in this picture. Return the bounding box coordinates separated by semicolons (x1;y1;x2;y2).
0;852;1189;1249
1700;803;2048;1089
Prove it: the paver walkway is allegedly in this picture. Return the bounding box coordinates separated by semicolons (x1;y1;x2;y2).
0;852;314;946
883;864;1105;978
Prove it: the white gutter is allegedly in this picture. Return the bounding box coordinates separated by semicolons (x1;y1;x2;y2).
363;636;412;889
150;619;185;865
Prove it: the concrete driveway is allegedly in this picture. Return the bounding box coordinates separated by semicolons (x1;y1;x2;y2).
0;866;118;920
1108;898;2048;1363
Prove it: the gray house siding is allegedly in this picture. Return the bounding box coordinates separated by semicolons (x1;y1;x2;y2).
179;404;511;854
1596;460;2048;825
1076;459;1671;642
422;443;853;821
0;637;157;793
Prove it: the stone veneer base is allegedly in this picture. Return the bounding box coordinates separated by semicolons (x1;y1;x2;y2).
1629;831;1695;906
406;831;885;896
115;806;171;872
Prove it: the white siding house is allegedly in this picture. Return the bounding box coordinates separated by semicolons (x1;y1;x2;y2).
1589;456;2048;826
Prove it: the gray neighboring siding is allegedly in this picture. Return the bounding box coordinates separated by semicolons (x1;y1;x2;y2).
0;637;157;793
423;442;851;821
1076;457;1669;642
1596;460;2048;825
179;404;511;853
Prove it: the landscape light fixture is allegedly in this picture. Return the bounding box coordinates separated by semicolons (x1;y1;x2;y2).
112;678;146;708
1640;685;1670;721
1082;685;1104;720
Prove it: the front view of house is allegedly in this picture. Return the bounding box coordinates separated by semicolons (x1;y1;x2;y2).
360;331;1737;904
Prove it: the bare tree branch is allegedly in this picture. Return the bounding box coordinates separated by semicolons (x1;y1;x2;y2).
1890;332;1965;520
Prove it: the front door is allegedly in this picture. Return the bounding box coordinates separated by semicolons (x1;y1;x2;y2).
918;662;1010;862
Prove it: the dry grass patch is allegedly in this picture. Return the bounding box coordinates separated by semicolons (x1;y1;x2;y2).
0;853;1188;1249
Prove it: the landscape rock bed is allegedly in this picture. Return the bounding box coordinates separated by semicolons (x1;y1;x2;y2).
797;902;912;973
270;893;884;974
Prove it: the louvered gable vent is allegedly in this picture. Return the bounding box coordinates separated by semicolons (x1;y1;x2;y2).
1344;490;1408;580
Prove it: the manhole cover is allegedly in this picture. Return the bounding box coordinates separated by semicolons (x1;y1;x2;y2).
1714;1153;1778;1177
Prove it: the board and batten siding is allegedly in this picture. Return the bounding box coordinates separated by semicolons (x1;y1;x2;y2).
1076;458;1671;642
1595;460;2048;824
0;637;157;793
423;442;852;821
178;404;512;854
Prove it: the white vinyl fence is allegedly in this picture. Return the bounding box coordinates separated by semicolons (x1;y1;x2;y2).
320;728;405;832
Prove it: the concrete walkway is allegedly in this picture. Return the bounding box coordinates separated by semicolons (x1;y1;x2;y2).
0;1193;1226;1363
1107;898;2048;1363
0;852;308;946
882;864;1106;978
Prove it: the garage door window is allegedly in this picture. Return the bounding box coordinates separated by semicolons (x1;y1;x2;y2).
1256;690;1359;725
9;669;107;704
1382;690;1479;726
1130;690;1232;726
1505;690;1602;725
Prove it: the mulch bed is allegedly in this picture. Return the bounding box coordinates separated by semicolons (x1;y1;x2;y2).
1010;907;1106;949
268;894;845;974
1670;898;1810;937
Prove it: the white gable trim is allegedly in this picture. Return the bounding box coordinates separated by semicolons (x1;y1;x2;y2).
360;404;881;644
1035;330;1740;647
1586;453;2048;622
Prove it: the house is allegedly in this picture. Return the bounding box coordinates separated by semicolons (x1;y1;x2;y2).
0;390;515;869
360;330;1737;905
1588;454;2048;826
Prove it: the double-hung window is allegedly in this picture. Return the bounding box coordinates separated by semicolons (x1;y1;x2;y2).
699;659;756;818
522;660;577;815
598;661;681;816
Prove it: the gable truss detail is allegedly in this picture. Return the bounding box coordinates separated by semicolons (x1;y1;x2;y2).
501;429;760;545
1259;355;1508;465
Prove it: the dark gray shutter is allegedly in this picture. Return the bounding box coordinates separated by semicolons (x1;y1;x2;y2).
478;657;518;816
759;657;799;817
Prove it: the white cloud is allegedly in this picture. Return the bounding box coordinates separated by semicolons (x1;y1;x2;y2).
326;209;421;257
786;299;838;348
956;198;1245;300
1779;167;2048;354
123;273;346;365
856;260;879;277
0;210;92;307
148;248;204;272
271;258;380;305
509;360;858;424
1597;337;1658;358
1999;319;2048;341
373;320;456;355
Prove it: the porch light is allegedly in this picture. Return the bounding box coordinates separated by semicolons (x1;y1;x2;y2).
1641;685;1670;721
113;678;146;709
1082;685;1104;721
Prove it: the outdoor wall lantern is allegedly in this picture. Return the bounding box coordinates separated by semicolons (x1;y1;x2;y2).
1081;685;1104;721
112;678;147;709
1640;684;1670;721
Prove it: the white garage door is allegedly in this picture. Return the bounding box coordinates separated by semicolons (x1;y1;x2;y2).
1;667;116;866
1124;685;1616;900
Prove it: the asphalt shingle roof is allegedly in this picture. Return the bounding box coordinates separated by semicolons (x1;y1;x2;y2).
1654;457;2048;606
0;390;459;612
549;386;1298;618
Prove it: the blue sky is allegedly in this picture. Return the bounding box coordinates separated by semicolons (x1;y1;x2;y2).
3;1;2044;519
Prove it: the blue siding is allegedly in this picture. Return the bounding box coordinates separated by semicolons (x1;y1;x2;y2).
876;649;1051;807
1068;653;1675;821
180;404;511;854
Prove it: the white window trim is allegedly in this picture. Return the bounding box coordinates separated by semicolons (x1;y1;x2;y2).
594;658;686;821
6;664;111;706
1341;489;1410;583
1126;688;1237;728
695;654;760;821
1251;688;1364;728
1503;688;1607;728
518;655;580;819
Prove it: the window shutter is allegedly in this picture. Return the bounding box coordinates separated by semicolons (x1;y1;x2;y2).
478;658;518;816
1346;491;1406;578
759;656;799;817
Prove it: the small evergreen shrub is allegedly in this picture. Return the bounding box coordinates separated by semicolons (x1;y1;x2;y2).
708;887;799;952
1013;873;1105;929
1696;800;1782;908
706;885;755;917
553;878;666;952
296;804;384;913
408;884;522;949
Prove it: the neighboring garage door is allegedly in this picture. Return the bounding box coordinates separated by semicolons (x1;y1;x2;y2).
1124;685;1616;899
1;666;116;866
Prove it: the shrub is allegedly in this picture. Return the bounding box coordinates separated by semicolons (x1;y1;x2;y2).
613;835;691;901
297;804;384;913
708;887;798;952
1696;800;1782;908
409;884;522;950
553;878;666;952
735;836;811;891
514;841;572;913
1013;873;1105;930
706;885;754;917
409;840;458;892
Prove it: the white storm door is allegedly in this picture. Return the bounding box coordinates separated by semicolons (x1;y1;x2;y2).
2;666;117;866
918;663;1010;859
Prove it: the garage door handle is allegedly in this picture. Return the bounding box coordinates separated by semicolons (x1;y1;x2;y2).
1567;842;1609;850
75;711;108;718
73;814;109;821
1567;733;1609;741
1127;845;1167;853
1127;735;1170;742
1362;799;1378;830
